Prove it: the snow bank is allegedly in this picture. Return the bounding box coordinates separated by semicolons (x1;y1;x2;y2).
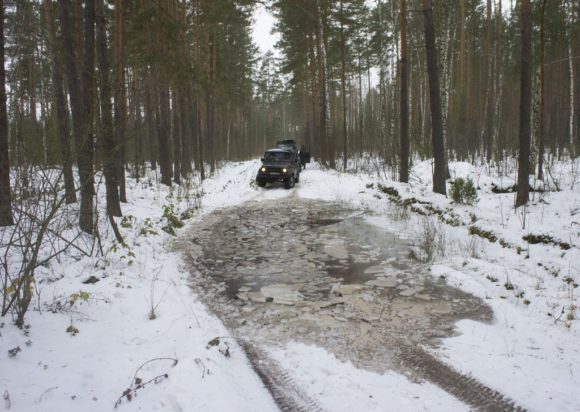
0;166;278;412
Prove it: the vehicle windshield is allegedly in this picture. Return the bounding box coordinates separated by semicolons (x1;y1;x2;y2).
264;151;292;162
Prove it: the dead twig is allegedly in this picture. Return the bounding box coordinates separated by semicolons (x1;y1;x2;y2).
3;390;10;409
553;306;566;324
114;357;178;408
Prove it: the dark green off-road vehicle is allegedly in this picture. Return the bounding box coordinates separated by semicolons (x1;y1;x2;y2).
276;139;311;170
256;148;301;189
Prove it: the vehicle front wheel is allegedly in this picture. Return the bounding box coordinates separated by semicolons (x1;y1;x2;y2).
284;176;295;189
257;180;266;188
295;172;300;183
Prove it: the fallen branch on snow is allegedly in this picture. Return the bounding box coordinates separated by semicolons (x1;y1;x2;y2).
114;357;178;408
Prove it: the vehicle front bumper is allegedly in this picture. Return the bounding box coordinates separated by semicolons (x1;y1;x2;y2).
256;169;292;183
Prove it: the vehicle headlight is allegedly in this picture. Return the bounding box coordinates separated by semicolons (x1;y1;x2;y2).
261;167;266;172
282;168;287;173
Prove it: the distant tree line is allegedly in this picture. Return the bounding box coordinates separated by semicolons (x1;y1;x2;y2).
0;0;260;231
269;0;578;197
0;0;578;230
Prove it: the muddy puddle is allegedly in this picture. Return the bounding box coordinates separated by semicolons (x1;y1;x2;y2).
181;199;493;374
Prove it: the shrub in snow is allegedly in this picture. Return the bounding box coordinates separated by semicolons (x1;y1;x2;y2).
139;218;158;237
7;346;21;358
417;218;446;262
1;168;85;328
450;177;478;205
120;215;136;228
161;204;185;236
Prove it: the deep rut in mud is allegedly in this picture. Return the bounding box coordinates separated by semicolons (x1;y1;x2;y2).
180;199;524;411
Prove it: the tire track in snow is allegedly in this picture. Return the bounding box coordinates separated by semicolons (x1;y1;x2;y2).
394;340;526;412
239;340;324;412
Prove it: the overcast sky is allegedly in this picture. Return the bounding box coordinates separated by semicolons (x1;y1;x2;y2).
252;4;280;57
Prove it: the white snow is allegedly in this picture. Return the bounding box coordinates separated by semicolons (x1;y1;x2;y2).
271;343;467;411
1;156;579;411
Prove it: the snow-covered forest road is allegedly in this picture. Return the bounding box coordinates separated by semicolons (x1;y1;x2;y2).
181;198;525;411
2;159;580;411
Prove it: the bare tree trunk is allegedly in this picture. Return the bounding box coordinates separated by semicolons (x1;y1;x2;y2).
516;0;532;207
170;0;181;184
441;12;453;160
315;0;330;168
181;85;193;177
493;0;504;160
158;73;172;186
172;87;181;184
204;21;216;174
358;57;363;158
179;0;192;177
308;32;320;161
456;0;466;158
421;0;447;195
79;0;95;233
39;40;48;166
113;0;127;202
72;0;82;64
340;0;347;171
205;87;214;175
141;0;157;171
143;68;158;170
59;0;95;233
0;0;12;226
81;0;96;232
96;0;121;216
44;0;76;204
574;0;580;153
156;2;172;186
483;0;494;162
569;28;575;152
399;0;409;183
537;0;547;180
193;0;204;179
302;79;311;150
195;89;204;180
133;74;143;178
